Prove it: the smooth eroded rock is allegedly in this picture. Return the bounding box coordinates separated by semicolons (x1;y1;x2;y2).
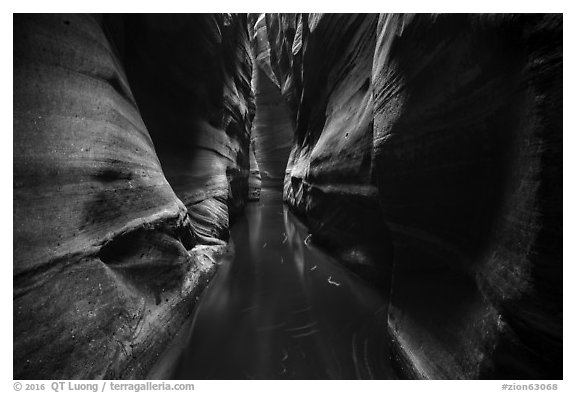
263;13;393;280
250;15;294;188
263;13;562;379
115;13;256;240
13;13;247;379
372;13;562;379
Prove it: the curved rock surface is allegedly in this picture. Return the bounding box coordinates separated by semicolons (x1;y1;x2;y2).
373;14;562;380
249;141;262;200
249;15;294;188
262;13;392;281
262;13;562;379
115;14;255;241
13;12;562;380
13;13;254;379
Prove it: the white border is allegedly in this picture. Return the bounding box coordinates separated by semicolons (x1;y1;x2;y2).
2;3;572;391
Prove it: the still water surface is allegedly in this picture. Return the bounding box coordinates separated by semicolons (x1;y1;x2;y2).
169;188;395;379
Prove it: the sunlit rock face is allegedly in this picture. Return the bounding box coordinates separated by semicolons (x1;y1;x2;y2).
13;13;252;379
249;15;294;188
115;14;255;242
264;13;562;379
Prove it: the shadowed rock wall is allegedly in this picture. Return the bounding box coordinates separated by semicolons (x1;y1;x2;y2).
261;13;562;379
249;141;262;200
249;14;294;189
262;13;393;281
116;14;255;242
13;13;254;379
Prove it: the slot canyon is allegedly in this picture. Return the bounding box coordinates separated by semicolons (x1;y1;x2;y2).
13;13;562;380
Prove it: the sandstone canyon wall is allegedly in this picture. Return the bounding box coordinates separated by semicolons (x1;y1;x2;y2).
13;12;563;380
249;14;295;189
256;14;393;284
13;13;255;379
116;14;256;240
260;13;562;379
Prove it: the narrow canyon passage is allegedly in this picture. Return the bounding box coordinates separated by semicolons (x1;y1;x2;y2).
166;188;395;379
13;14;562;380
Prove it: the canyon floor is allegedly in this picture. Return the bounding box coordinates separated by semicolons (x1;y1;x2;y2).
156;188;396;379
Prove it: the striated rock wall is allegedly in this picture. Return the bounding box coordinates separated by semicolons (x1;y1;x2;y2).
262;13;393;281
249;141;262;200
115;14;255;241
373;14;562;380
262;13;562;379
249;14;294;189
13;13;254;379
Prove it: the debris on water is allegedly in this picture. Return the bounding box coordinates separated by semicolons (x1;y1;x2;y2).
281;348;288;361
304;234;312;245
240;305;258;313
285;321;318;332
293;305;312;314
327;276;341;286
311;265;317;271
262;242;267;248
291;329;319;338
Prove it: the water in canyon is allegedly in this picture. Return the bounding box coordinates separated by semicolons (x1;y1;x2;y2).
165;188;396;379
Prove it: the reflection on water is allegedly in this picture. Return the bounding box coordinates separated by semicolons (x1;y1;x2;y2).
169;188;396;379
